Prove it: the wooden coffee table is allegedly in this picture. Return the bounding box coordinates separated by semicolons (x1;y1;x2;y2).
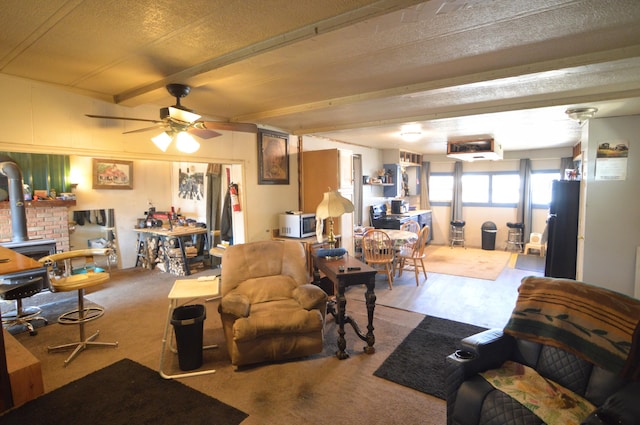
311;253;377;359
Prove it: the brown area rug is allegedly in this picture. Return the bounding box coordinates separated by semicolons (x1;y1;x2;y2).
424;245;511;280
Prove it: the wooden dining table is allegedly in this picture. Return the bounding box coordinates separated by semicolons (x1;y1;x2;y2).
380;229;419;248
0;246;47;412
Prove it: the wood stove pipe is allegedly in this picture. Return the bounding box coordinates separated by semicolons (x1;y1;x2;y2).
0;155;28;242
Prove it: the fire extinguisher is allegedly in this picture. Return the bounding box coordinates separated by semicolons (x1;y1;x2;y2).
230;184;241;212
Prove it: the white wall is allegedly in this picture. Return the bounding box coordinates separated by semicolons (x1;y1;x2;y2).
420;153;569;247
582;116;640;296
0;73;298;268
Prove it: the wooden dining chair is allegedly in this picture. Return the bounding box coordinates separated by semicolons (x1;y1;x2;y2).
361;229;395;289
399;219;420;250
395;225;430;286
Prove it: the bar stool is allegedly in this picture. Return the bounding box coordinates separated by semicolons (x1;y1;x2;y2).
39;248;118;366
1;276;47;336
505;222;524;252
450;220;466;248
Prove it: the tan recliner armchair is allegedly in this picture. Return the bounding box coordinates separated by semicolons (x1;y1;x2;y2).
219;240;328;368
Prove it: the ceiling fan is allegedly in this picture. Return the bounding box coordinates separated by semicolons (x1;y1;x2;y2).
86;83;258;153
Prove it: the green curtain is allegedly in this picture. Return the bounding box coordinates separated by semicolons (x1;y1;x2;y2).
0;152;71;195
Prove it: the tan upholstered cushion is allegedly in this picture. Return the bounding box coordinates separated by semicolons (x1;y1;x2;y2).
232;300;324;342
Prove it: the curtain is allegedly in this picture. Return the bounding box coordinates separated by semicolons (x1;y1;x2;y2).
205;163;223;249
0;152;70;194
560;157;574;179
451;161;463;222
420;161;431;210
517;158;533;242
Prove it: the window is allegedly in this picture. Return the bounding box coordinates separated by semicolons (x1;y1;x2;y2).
491;174;520;204
531;171;561;207
462;174;489;203
428;174;453;203
428;170;557;208
460;172;518;206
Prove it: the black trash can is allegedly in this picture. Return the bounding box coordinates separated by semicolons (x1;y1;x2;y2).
171;304;206;371
481;221;498;250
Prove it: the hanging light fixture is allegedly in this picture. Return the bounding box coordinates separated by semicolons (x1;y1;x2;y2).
151;130;200;153
152;132;173;152
175;131;200;153
400;124;423;142
565;107;598;125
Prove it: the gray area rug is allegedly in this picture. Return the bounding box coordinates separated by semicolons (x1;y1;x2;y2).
2;291;100;335
0;358;248;425
373;315;487;399
515;254;546;273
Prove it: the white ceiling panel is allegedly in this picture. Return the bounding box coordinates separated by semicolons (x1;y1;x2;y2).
1;0;639;154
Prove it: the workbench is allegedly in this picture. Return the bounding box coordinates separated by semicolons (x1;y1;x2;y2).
134;227;210;276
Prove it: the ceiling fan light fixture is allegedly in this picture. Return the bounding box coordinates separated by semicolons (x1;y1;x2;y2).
152;132;172;152
565;107;598;124
168;106;201;124
175;131;200;153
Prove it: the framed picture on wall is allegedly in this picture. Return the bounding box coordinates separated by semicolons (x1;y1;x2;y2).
92;158;134;190
258;130;289;185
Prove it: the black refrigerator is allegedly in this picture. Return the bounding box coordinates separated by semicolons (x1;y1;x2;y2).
545;180;580;279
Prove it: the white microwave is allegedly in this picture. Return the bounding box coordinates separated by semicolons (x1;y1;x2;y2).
279;213;316;238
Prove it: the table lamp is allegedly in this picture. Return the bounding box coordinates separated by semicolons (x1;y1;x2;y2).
315;189;354;249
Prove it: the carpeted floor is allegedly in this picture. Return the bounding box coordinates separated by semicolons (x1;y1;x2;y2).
9;267;447;424
373;315;487;399
424;245;511;280
0;358;248;424
514;254;546;273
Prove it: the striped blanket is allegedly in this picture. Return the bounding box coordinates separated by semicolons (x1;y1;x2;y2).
504;276;640;380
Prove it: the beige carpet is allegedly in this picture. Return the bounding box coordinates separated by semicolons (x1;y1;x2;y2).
10;268;447;425
424;245;512;280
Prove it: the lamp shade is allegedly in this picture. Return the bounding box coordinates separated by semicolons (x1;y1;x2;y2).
316;190;354;219
152;132;172;152
175;131;200;153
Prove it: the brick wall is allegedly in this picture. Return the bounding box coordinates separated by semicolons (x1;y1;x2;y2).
0;203;72;252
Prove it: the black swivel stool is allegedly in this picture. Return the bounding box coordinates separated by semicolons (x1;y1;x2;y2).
1;276;47;335
505;222;524;252
450;220;466;248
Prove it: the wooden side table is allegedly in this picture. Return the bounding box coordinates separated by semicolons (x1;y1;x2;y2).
311;253;377;359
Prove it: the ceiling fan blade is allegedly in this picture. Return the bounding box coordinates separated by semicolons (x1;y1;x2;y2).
200;121;258;133
169;106;200;124
123;124;166;134
188;127;221;139
86;114;162;124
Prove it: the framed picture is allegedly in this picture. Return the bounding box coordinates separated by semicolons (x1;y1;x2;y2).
258;130;289;185
92;158;134;190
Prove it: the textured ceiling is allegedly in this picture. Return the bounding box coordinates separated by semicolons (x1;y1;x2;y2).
2;0;640;154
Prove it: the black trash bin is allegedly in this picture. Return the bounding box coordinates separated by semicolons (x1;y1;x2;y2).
171;304;206;371
481;221;497;250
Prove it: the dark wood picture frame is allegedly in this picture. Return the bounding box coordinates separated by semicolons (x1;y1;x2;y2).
258;130;289;185
92;158;134;190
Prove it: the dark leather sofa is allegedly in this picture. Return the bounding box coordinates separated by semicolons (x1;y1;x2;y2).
445;276;640;425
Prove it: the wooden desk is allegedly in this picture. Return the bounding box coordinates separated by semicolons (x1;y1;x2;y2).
0;246;47;412
134;227;210;276
311;253;377;359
